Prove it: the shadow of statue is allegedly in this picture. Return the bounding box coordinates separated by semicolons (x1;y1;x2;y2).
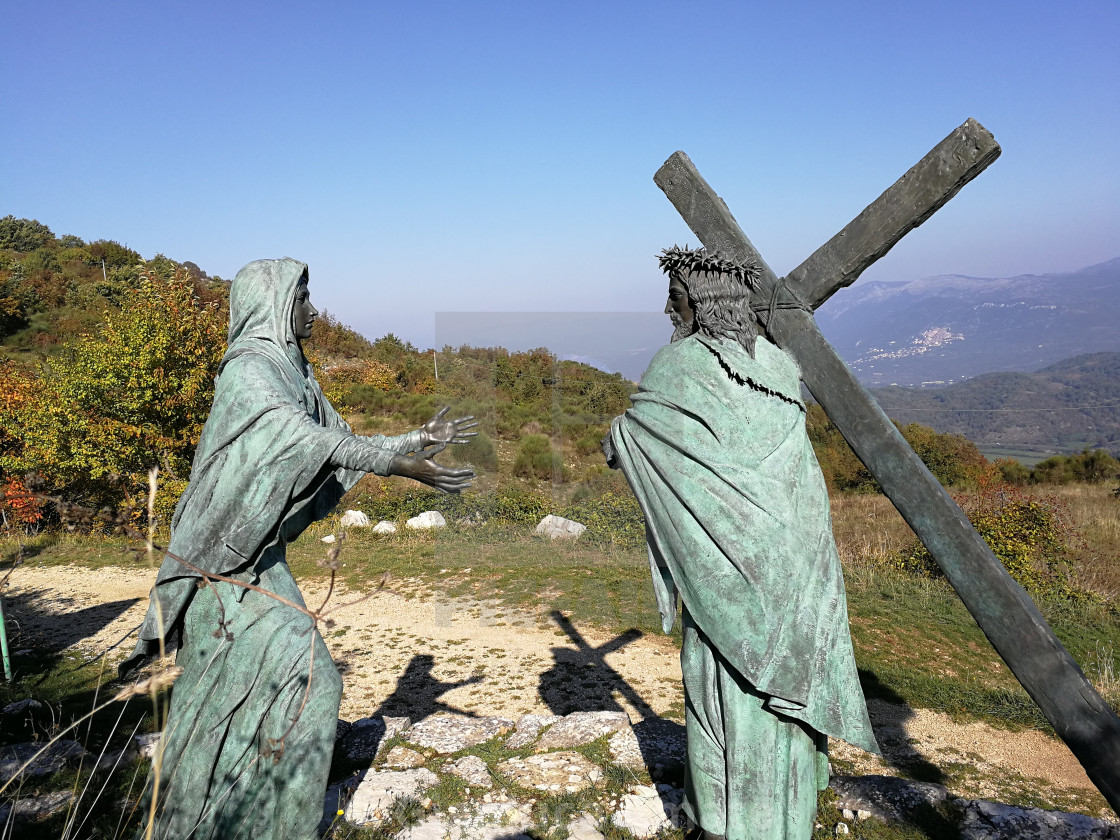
369;653;482;723
857;668;945;784
2;588;140;656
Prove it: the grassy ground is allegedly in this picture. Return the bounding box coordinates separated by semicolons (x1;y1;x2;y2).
2;484;1118;837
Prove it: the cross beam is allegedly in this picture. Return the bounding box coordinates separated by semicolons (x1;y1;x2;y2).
654;119;1120;811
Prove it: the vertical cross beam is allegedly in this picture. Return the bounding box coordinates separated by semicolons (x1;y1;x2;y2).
654;120;1120;811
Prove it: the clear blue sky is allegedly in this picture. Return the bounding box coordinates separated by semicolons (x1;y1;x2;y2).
4;1;1117;350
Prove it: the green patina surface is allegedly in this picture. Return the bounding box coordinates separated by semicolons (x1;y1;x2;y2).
609;333;875;840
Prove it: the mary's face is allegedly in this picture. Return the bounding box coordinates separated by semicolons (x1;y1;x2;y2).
291;278;318;341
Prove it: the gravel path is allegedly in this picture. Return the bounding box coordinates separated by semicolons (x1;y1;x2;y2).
2;563;1102;809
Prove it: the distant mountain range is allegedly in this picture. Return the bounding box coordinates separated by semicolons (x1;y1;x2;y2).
868;352;1120;459
816;258;1120;388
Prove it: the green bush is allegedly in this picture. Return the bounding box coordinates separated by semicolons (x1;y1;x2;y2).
995;458;1032;486
575;433;604;456
561;491;644;549
1031;449;1120;485
447;430;498;473
350;485;549;527
513;434;568;481
896;480;1084;600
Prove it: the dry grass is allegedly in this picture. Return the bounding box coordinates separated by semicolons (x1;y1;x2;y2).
830;483;1120;602
1035;483;1120;601
829;492;916;569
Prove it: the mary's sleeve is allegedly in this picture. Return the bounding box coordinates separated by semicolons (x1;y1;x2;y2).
331;430;423;476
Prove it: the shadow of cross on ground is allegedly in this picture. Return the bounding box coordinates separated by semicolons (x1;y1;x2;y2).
540;611;689;782
539;610;655;719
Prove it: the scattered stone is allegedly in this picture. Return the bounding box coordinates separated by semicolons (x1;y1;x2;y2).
535;515;586;540
406;511;446;530
93;746;133;774
336;719;353;741
446;755;492;788
611;784;685;838
397;801;534;840
835;824;849;836
134;732;162;761
609;718;686;774
321;534;336;543
0;790;74;825
506;713;560;749
536;711;630;750
337;768;439;826
497;751;603;793
383;745;427;768
568;813;607;840
340;715;411;763
340;509;372;528
957;798;1120;840
830;774;949;823
0;740;86;783
1;699;43;716
403;714;512;754
373;520;398;535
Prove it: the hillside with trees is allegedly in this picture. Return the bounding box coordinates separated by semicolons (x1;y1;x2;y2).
5;215;1111;536
869;352;1120;458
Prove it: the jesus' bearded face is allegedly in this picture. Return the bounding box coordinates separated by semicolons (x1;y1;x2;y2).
666;275;697;342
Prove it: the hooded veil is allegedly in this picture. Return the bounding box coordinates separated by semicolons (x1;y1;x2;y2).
131;258;372;650
129;258;420;839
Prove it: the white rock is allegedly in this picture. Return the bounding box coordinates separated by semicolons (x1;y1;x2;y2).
534;515;586;540
446;754;492;788
341;768;439;826
0;790;74;825
568;813;607;840
536;711;630;750
835;824;849;836
611;784;683;838
340;509;372;528
321;534;336;543
403;714;513;754
0;740;87;783
506;713;559;749
373;520;398;535
134;732;162;760
407;511;447;530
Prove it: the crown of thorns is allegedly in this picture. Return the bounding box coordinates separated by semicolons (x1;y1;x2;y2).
657;245;760;289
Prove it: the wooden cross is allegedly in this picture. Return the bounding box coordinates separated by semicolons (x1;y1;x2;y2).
654;119;1120;811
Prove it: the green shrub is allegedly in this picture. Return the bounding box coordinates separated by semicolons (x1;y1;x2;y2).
1031;449;1120;485
895;479;1084;600
513;434;568;481
447;430;498;473
995;458;1031;486
575;433;604;456
561;491;644;549
349;485;549;527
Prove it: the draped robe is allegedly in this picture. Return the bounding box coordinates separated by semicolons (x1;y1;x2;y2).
608;333;877;840
130;259;418;839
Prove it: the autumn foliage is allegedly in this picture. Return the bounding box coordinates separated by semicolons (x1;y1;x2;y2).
1;268;226;519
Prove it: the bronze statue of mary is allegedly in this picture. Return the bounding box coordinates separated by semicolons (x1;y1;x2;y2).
123;258;474;839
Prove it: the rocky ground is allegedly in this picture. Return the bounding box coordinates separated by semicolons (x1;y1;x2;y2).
1;563;1116;838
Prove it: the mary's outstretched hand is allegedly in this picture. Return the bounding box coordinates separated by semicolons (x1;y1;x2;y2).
389;444;474;494
420;406;478;448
